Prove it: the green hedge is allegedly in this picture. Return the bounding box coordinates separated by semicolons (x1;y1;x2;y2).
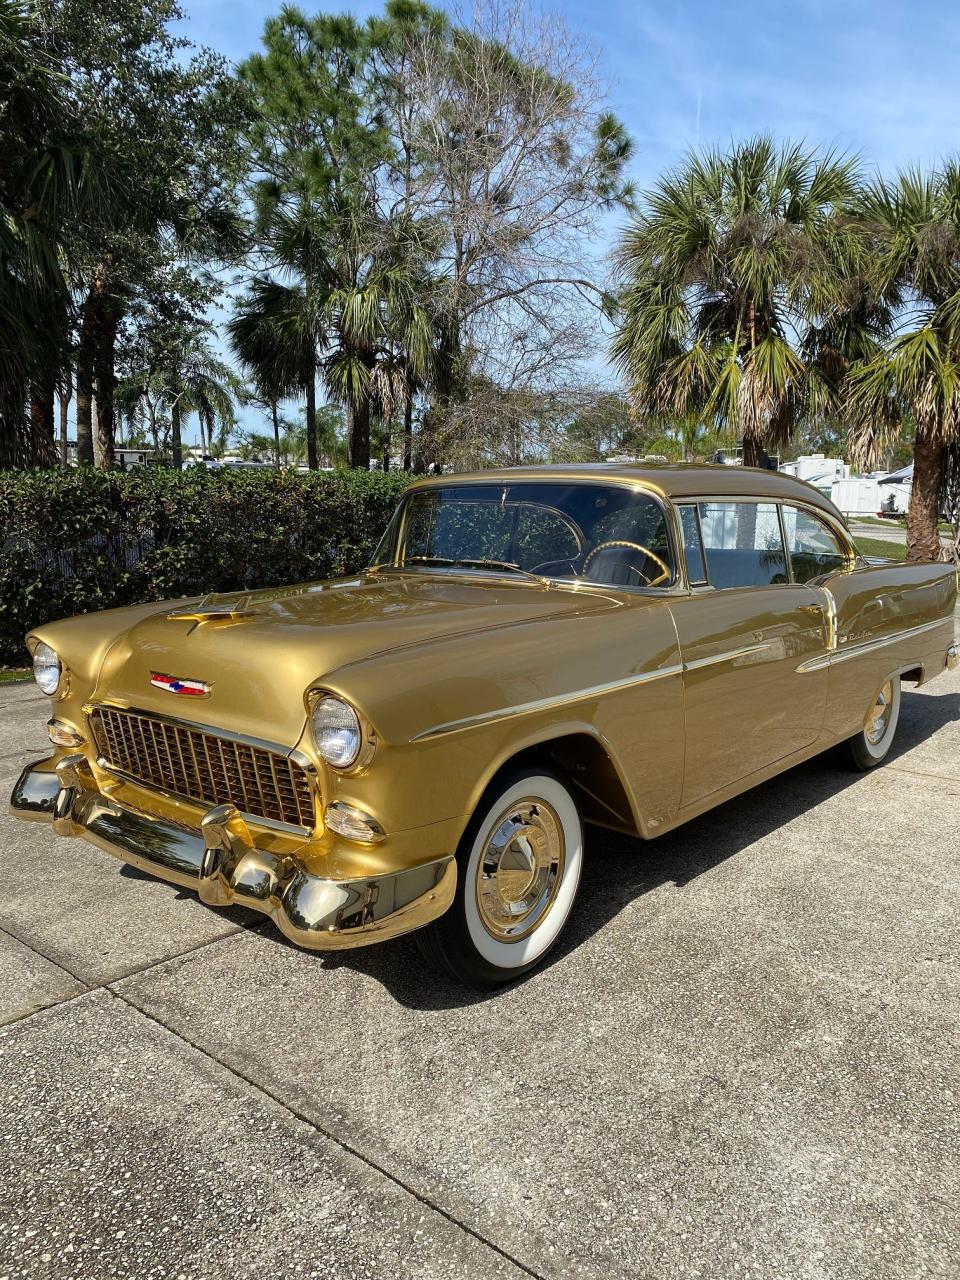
0;467;412;666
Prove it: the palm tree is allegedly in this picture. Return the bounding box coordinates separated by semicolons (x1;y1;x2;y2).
118;329;243;467
612;137;864;468
846;166;960;560
322;204;438;468
227;277;318;468
0;0;95;466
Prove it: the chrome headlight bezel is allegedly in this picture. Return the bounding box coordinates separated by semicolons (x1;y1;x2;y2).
31;640;62;696
309;692;374;770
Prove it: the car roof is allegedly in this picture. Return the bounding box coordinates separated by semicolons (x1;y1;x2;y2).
407;462;844;522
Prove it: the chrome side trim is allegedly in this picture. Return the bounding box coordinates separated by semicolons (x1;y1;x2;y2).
411;639;793;743
409;664;684;743
820;586;838;651
796;617;952;673
682;643;770;673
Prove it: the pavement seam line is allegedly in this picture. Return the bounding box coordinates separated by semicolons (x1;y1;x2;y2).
0;918;270;1029
110;986;551;1280
886;764;960;783
0;920;88;986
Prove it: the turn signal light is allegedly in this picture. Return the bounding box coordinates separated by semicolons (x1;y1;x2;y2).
325;801;385;844
47;720;85;748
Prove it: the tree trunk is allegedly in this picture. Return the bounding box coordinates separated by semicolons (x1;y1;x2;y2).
306;373;318;470
83;265;119;469
271;401;281;469
59;372;71;466
171;399;183;470
349;395;371;470
402;391;413;471
29;386;56;465
75;347;94;465
741;435;763;469
906;430;944;562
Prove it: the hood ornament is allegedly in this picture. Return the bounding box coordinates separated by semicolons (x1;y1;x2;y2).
150;672;211;697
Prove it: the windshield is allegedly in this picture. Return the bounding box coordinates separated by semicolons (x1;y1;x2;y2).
371;482;675;589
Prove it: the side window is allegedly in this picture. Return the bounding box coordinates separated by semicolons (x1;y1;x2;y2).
698;502;788;589
678;505;707;585
782;506;848;582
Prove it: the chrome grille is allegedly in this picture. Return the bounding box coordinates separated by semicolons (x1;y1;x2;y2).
91;706;315;829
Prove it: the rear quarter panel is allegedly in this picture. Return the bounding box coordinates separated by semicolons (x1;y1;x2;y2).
821;561;957;739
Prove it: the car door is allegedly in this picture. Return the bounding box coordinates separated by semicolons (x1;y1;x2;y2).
669;500;831;809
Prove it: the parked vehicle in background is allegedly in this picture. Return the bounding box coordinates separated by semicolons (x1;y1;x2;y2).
11;464;958;986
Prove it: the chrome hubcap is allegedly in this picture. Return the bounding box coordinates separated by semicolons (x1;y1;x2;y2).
865;680;894;745
475;799;565;942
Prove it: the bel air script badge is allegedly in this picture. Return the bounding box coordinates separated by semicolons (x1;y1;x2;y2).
150;672;211;697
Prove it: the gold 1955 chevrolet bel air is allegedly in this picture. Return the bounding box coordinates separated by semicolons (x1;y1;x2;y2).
11;463;959;986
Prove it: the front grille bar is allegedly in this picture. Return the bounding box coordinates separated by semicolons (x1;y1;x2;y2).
90;705;315;830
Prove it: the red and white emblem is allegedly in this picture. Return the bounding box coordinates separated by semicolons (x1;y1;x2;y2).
150;672;211;697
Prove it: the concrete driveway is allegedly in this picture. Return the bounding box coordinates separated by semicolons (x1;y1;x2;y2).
1;654;958;1280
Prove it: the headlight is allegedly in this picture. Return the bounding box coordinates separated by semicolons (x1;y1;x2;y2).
32;641;61;695
311;694;362;768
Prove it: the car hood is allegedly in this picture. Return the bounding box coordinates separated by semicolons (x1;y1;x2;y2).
89;573;621;745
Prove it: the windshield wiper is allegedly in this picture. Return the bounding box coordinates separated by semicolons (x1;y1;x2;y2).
402;555;549;585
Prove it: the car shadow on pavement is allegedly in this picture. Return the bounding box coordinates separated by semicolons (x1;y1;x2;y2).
117;686;959;1009
301;686;960;1009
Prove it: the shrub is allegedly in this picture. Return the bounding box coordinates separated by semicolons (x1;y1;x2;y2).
0;466;412;665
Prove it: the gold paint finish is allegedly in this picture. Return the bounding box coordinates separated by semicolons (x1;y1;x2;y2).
10;462;958;954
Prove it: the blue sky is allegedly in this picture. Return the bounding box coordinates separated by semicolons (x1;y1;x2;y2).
174;0;960;444
182;0;960;185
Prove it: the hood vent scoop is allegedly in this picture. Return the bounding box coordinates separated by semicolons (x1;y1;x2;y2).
167;595;256;630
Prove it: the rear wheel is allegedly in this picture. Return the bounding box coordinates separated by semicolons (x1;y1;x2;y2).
416;767;583;988
843;677;901;770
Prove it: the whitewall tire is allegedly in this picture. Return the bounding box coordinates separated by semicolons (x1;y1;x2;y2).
844;677;901;770
416;767;583;987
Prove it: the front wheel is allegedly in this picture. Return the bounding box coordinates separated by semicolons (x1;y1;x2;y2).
416;767;583;988
842;677;901;770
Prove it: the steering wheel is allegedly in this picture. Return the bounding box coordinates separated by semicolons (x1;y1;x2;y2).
581;540;671;587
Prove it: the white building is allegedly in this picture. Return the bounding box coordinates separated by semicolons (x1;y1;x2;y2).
779;453;848;490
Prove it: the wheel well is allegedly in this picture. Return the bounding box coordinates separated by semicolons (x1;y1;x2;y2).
900;664;924;686
489;733;637;835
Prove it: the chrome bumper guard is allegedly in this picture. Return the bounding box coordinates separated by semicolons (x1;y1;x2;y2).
10;755;456;951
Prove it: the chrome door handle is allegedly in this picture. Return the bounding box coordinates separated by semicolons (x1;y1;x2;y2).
797;603;823;614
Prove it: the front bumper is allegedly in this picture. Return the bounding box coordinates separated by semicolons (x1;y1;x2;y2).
10;755;456;950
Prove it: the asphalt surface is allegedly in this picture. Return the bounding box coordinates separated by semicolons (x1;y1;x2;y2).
1;642;958;1280
847;521;952;548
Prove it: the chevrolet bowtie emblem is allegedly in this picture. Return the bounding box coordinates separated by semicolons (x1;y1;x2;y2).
150;672;211;697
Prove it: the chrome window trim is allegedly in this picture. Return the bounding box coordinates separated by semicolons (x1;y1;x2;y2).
375;477;684;595
779;502;856;582
673;494;855;592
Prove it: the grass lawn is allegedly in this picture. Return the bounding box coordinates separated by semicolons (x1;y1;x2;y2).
850;515;905;529
0;668;31;685
852;515;953;532
854;536;907;561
